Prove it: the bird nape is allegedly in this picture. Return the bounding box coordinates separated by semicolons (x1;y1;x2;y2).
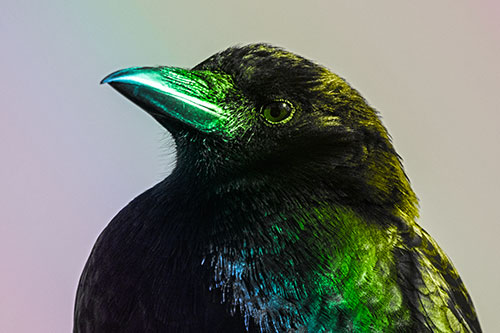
74;44;481;332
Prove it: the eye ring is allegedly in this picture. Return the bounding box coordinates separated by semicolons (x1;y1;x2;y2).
260;100;295;124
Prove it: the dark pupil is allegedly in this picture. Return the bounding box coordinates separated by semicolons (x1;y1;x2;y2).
270;104;283;118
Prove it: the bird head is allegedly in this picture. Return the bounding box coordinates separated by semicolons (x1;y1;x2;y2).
102;44;418;220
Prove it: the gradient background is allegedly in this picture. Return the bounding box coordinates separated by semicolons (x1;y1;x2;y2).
1;1;499;332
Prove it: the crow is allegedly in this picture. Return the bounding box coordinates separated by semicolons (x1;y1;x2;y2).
74;44;482;332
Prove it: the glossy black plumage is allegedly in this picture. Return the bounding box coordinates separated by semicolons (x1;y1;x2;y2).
74;44;481;332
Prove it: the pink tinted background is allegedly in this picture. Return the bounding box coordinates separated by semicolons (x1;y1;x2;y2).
1;1;499;332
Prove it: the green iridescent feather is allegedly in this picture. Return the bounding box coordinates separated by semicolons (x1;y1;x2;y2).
75;43;481;332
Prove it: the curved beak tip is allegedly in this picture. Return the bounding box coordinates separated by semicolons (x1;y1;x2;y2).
100;72;118;85
100;67;144;85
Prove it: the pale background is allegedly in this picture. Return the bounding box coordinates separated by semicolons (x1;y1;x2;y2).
1;1;499;332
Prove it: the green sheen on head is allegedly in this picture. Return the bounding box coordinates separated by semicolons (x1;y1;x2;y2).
102;43;418;221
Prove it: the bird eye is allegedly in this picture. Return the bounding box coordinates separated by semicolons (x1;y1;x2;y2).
260;100;294;124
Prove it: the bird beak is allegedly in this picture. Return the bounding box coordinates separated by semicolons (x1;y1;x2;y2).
101;66;229;133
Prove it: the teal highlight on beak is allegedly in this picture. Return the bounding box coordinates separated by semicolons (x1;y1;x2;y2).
102;66;228;133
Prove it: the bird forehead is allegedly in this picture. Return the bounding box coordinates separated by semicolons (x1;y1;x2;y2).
239;44;306;64
197;44;322;82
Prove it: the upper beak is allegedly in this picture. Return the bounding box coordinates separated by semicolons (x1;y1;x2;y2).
101;66;229;133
